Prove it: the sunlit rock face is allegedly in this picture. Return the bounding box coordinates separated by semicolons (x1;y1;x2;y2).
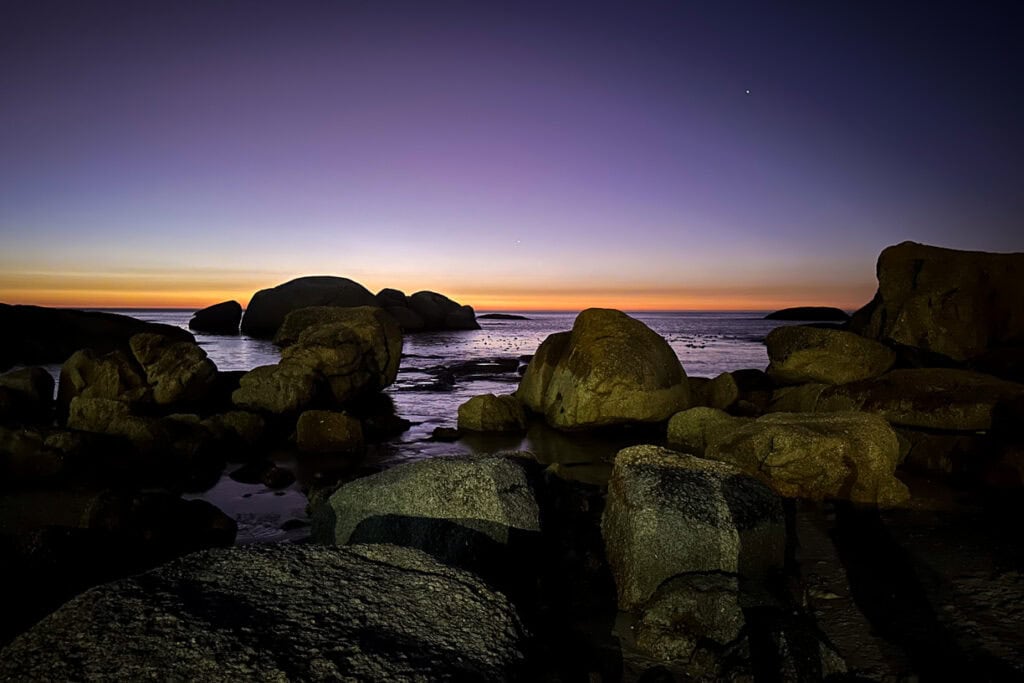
765;325;896;386
705;411;909;506
457;393;526;433
517;309;690;429
0;545;528;681
850;241;1024;362
240;276;379;338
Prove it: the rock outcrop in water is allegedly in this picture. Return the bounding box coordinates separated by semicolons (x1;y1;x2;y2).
188;300;242;335
764;306;850;321
517;309;690;429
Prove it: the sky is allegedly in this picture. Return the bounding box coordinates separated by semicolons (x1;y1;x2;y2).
2;1;1022;311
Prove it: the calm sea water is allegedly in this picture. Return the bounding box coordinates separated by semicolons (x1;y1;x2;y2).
84;309;795;542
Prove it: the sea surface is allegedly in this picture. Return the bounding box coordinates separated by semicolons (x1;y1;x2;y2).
84;309;798;542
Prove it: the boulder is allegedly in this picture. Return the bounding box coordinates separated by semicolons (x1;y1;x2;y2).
129;333;217;406
706;412;909;505
0;367;54;423
457;394;527;432
766;325;895;385
375;287;408;308
767;383;828;413
408;291;480;331
383;306;425;331
686;376;710;407
231;364;319;415
296;410;363;452
849;242;1024;361
187;300;242;335
601;445;785;611
764;307;850;322
273;307;402;376
240;276;379;338
517;309;690;429
280;309;402;404
66;397;164;449
666;407;752;456
57;348;149;409
83;490;237;549
0;304;193;369
313;455;540;555
0;544;528;681
705;369;773;415
815;368;1024;431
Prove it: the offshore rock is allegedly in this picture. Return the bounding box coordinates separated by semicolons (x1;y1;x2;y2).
129;333;217;406
766;325;895;385
518;309;690;429
240;276;379;338
764;306;850;321
188;300;242;335
816;368;1024;431
0;544;528;681
0;304;192;370
408;290;480;331
601;445;785;611
457;393;527;432
850;241;1024;361
706;412;909;506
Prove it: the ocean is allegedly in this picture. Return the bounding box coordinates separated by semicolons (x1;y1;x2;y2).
84;309;797;542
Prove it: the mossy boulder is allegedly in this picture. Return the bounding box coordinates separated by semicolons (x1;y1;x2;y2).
296;410;363;452
705;412;908;506
231;364;320;415
57;349;149;409
666;407;753;456
457;394;526;433
766;325;895;385
517;309;690;429
601;445;785;611
767;383;828;413
704;369;773;415
129;333;217;406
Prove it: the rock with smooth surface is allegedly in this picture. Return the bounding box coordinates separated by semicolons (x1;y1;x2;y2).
666;407;752;456
0;544;527;681
517;309;690;429
187;300;242;335
457;394;527;432
706;412;909;505
766;325;895;385
408;291;480;331
849;242;1024;361
240;276;379;338
815;368;1024;431
296;410;363;452
764;307;850;322
601;445;785;611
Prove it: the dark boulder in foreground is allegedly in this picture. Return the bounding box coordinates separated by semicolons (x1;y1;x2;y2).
850;241;1024;361
0;544;528;681
0;304;193;370
764;306;850;321
188;300;242;335
240;276;379;338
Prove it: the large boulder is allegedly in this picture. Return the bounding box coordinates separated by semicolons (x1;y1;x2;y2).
0;544;528;681
187;300;242;335
313;455;540;571
666;407;752;456
57;348;150;409
517;309;690;429
601;445;785;611
766;325;896;385
0;304;193;370
705;412;909;506
230;364;320;415
457;394;527;432
764;306;850;322
850;242;1024;362
240;276;379;338
129;333;217;406
408;291;480;331
815;368;1024;431
704;369;773;415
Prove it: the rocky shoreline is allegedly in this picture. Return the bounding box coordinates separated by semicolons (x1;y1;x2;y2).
1;241;1023;680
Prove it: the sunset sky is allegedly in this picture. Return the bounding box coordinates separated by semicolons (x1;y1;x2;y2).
2;1;1022;311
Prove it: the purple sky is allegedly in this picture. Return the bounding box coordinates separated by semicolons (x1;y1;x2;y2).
2;1;1022;309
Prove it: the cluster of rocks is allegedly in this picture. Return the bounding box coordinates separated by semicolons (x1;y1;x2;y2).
188;275;479;336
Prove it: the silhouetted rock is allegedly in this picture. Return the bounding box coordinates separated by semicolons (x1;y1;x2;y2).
382;305;425;331
706;412;908;505
816;368;1024;431
850;241;1024;361
457;393;526;432
187;300;242;335
375;287;408;308
296;409;363;452
479;313;531;320
0;367;54;423
766;325;895;385
764;306;850;321
0;544;528;681
240;276;379;338
0;304;193;370
408;290;480;331
517;309;690;429
602;445;785;611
